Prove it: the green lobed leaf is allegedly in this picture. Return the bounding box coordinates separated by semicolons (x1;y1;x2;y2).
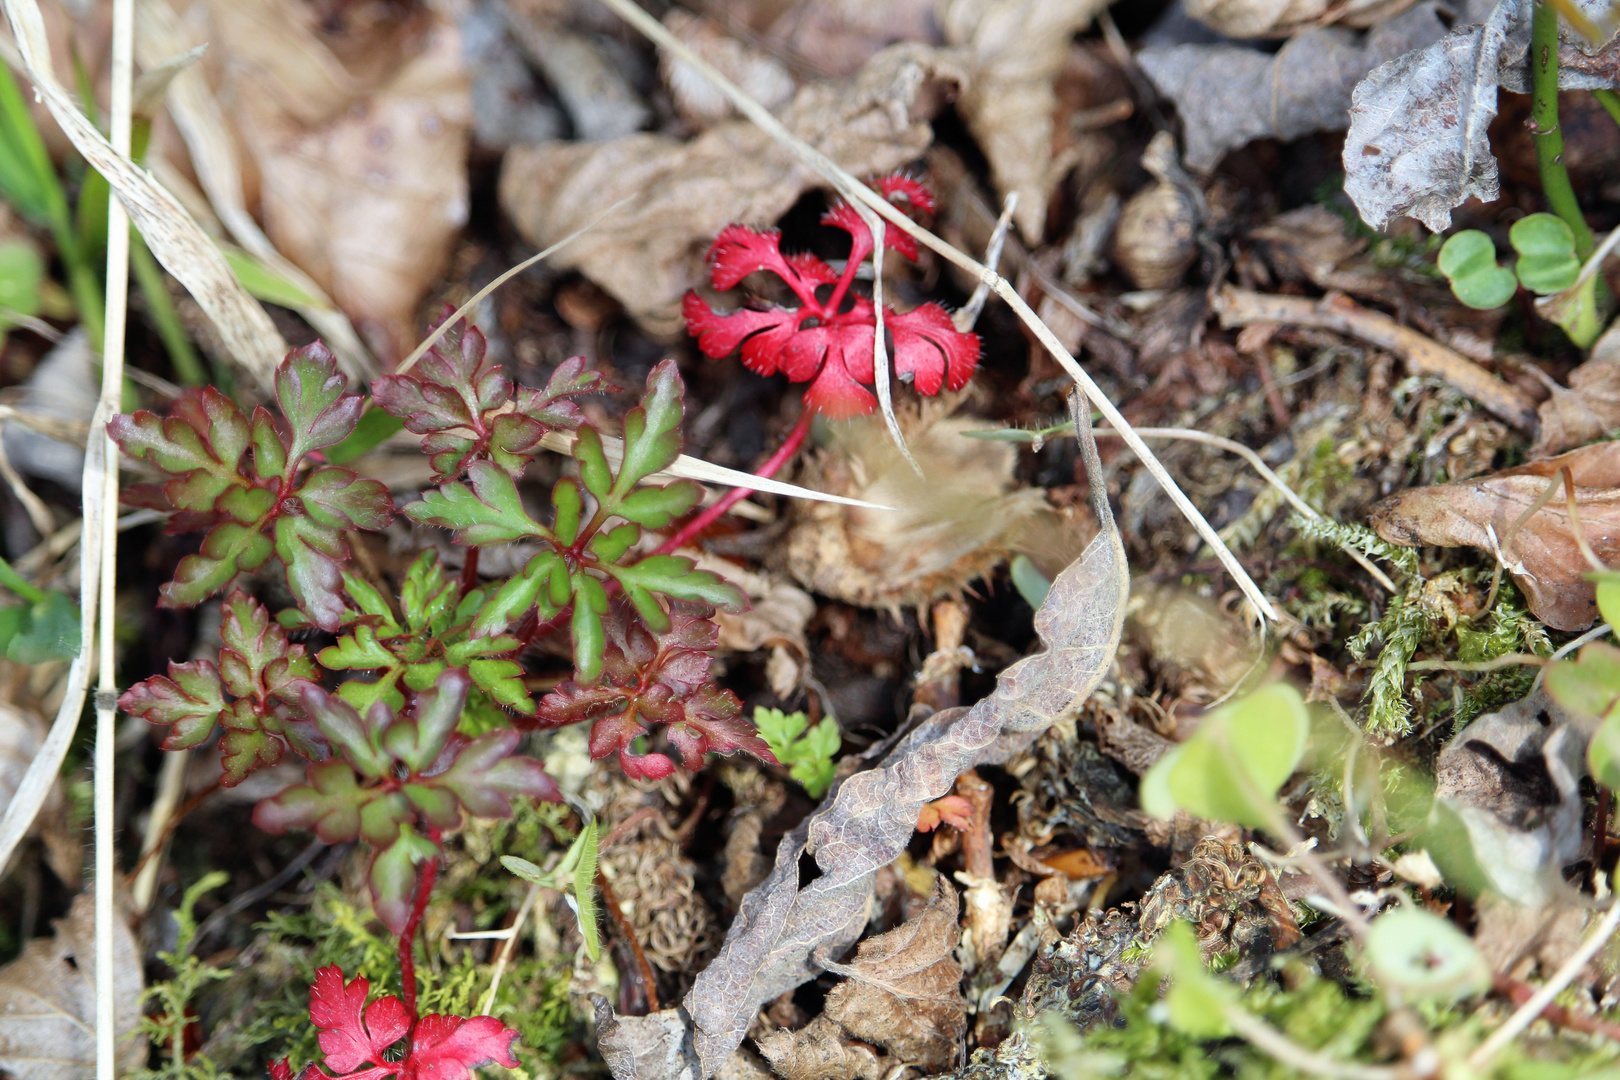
573;425;613;503
218;590;316;703
163;523;274;608
294;467;394;531
1140;683;1309;831
275;342;364;462
274;515;350;632
472;551;564;637
1437;230;1517;310
404;460;550;546
612;480;703;530
552;478;583;546
1510;213;1581;295
108;386;251;513
607;554;747;633
612;359;686;499
119;659;226;750
219;723;283;784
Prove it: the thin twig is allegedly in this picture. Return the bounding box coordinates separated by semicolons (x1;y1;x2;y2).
1468;898;1620;1069
477;881;541;1017
96;1;134;1078
956;192;1017;333
0;420;54;536
597;868;660;1013
595;0;1276;625
131;746;189;912
1406;653;1548;673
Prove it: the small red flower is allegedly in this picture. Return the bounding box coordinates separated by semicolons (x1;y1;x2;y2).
683;175;979;420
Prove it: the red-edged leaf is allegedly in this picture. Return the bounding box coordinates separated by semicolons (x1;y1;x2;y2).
663;684;764;770
108;386;250;513
375;326;608;480
296;468;395;532
218;590;317;704
368;827;439;934
890;302;979;397
119;660;225;750
275;515;351;632
253;760;373;842
277;343;364;462
219;720;284;786
430;728;561;817
163;523;275;608
401;1014;520;1080
307;966;411;1074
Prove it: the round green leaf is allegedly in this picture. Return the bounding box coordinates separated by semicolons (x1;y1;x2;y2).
1140;683;1310;830
1510;213;1581;294
1438;231;1516;309
1363;906;1488;1001
1151;921;1233;1038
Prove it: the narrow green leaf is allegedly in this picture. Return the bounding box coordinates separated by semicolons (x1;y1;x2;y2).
500;854;552;886
573;425;613;502
222;245;328;309
571;572;609;683
570;820;601;961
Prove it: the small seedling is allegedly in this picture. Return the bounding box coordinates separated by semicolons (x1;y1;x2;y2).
754;706;840;799
500;819;601;961
1437;214;1605;345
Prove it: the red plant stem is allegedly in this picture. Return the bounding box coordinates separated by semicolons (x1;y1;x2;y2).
1492;971;1620;1042
460;547;480;598
653;409;813;556
399;831;442;1019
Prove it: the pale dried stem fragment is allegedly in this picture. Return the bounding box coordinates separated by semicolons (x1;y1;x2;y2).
1213;287;1538;430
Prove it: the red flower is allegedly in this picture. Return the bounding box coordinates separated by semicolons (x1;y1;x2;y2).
683;176;978;419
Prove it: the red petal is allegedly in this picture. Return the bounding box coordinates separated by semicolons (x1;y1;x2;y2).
889;303;980;396
707;225;786;289
877;174;936;215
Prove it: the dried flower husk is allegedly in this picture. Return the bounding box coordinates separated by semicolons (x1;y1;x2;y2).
1186;0;1420;39
783;404;1049;611
1112;133;1201;290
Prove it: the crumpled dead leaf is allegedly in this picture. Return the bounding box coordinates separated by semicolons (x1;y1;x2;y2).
1343;0;1620;232
203;0;471;360
600;414;1128;1078
767;877;967;1074
755;1015;881;1080
1370;440;1620;629
1532;321;1620;458
1140;2;1449;172
0;891;144;1080
1185;0;1421;38
941;0;1111;243
500;43;963;333
662;10;797;127
1430;689;1588;905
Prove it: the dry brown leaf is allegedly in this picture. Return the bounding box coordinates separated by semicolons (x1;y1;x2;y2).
499;43;963;333
1140;2;1449;172
1532;322;1620;458
1369;441;1620;629
595;411;1126;1078
758;0;942;78
0;892;144;1080
662;10;797;127
942;0;1110;244
820;877;967;1069
1186;0;1421;38
755;1014;884;1080
204;0;470;361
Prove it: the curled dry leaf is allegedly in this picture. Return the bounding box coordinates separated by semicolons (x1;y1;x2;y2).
597;414;1127;1078
759;877;966;1077
1342;0;1620;233
661;10;797;127
499;44;965;333
1185;0;1422;38
1369;441;1620;630
941;0;1111;243
1430;689;1588;905
1533;321;1620;458
203;0;471;361
0;892;144;1080
1140;2;1449;172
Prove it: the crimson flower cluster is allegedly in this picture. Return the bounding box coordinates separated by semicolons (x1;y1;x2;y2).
683;175;980;419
